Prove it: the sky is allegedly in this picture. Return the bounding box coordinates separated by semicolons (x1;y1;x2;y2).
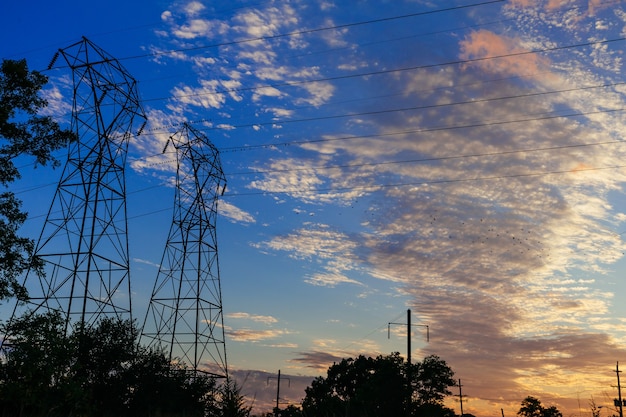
2;0;626;415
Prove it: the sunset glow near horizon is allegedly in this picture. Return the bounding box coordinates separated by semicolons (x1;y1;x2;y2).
2;0;626;415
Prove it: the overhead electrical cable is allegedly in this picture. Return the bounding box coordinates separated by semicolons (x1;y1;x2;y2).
226;140;626;176
137;35;626;121
224;164;626;198
14;78;626;175
216;104;626;157
137;15;515;87
97;0;507;66
187;80;626;135
22;161;626;222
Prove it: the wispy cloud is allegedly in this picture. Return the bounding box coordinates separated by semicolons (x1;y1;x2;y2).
227;328;291;343
227;312;278;325
219;200;255;224
226;2;626;412
75;1;626;414
291;350;343;371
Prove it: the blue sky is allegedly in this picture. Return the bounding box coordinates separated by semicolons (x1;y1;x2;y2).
3;0;626;415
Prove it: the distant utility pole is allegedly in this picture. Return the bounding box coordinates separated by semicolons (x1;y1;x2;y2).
616;362;624;417
458;379;465;416
268;369;290;416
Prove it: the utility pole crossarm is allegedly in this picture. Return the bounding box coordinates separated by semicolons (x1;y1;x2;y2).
388;322;429;342
268;369;290;416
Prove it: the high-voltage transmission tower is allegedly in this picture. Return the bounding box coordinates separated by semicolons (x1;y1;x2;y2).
141;123;228;379
10;37;146;330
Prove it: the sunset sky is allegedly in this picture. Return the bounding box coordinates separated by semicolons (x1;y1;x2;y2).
3;0;626;415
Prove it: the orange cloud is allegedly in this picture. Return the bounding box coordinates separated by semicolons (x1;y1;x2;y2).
546;0;566;10
587;0;611;16
570;162;594;173
506;0;567;11
509;0;608;17
459;29;551;78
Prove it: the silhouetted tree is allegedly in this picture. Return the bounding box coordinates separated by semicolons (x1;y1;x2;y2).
0;58;75;302
214;379;252;417
257;405;302;417
301;352;456;417
0;312;218;417
0;311;76;416
517;396;563;417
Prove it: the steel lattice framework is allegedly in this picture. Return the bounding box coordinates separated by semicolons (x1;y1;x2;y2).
12;37;146;329
141;123;228;378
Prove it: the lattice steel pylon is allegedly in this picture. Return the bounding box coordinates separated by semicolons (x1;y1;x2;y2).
141;123;228;379
10;37;146;330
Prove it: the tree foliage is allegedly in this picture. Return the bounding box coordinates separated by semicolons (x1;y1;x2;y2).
301;352;456;417
213;380;252;417
0;58;75;301
256;405;303;417
517;396;563;417
0;312;219;417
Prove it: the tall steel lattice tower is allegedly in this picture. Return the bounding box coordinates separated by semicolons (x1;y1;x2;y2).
141;123;228;378
12;38;146;329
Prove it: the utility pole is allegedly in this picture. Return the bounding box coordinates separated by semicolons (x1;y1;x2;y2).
388;309;430;417
616;362;624;417
408;309;411;367
268;369;290;416
458;379;465;417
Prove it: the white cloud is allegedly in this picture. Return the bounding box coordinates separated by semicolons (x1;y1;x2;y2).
263;107;293;118
171;79;226;109
219;200;255;223
227;312;278;325
232;6;298;39
132;258;160;268
252;86;284;102
184;1;205;17
305;272;362;287
296;81;335;107
41;84;72;119
228;328;291;342
172;18;213;39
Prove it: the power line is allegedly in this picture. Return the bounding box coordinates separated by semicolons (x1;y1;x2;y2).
136;14;515;92
137;35;626;110
216;103;626;159
34;20;626;142
226;140;625;176
183;80;626;137
16;137;626;201
21;162;626;222
132;67;558;140
68;0;505;68
15;94;626;192
224;163;626;198
339;311;407;353
54;67;626;164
